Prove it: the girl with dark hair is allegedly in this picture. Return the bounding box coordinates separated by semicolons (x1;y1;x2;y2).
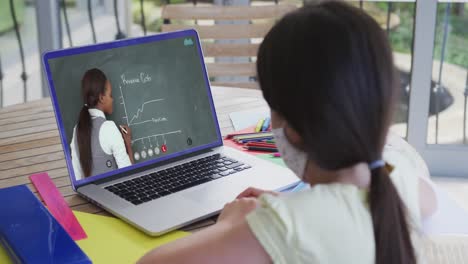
139;2;436;263
71;68;134;180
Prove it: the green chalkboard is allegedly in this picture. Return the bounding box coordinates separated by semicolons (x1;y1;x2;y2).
48;36;219;164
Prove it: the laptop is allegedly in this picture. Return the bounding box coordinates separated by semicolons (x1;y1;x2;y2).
43;29;299;236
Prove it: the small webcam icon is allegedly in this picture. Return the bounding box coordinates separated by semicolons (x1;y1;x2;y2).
184;38;194;46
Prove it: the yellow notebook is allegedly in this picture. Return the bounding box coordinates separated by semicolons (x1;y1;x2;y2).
0;211;188;264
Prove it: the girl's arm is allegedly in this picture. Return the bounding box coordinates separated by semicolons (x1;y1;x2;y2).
419;177;437;219
102;122;133;167
138;198;271;264
387;132;437;219
124;140;135;164
119;125;134;164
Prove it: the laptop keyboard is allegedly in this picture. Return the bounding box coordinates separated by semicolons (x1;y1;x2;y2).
105;154;251;205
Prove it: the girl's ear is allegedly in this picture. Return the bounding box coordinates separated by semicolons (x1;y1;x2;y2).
98;93;105;104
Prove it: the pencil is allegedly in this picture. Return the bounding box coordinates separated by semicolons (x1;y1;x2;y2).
225;131;271;139
245;142;277;148
261;117;271;132
255;119;265;133
234;133;274;141
238;137;274;144
243;146;278;152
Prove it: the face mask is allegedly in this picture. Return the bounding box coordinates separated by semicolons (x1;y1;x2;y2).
272;127;308;179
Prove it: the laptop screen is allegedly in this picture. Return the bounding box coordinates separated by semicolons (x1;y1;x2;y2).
44;30;222;188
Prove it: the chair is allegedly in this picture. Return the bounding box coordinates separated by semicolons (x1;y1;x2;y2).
161;3;297;89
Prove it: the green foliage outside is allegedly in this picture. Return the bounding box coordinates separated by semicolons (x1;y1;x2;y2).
433;4;468;68
0;0;25;34
132;0;186;32
375;2;467;68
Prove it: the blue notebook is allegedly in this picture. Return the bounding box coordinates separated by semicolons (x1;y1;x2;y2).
0;185;91;264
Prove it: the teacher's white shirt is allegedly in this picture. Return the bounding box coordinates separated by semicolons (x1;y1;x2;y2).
70;108;132;180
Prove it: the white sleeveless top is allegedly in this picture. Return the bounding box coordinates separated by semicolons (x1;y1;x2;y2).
70;108;132;180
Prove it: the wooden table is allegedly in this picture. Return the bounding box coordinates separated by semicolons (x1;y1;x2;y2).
0;86;267;224
2;85;468;213
2;85;468;261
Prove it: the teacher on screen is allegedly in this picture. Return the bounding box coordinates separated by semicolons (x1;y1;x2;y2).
71;68;134;180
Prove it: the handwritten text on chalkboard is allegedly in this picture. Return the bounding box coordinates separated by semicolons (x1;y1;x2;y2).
121;72;152;85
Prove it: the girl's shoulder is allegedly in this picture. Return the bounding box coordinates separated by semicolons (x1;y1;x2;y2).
253;184;372;237
98;121;124;142
247;186;375;263
100;120;119;132
102;119;117;126
261;183;369;218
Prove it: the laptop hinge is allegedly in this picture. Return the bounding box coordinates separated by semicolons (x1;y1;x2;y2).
86;147;216;186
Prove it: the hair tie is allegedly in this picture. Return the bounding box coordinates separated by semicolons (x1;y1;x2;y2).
369;160;385;170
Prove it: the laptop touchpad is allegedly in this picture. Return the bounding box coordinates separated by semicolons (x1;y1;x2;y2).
183;183;236;205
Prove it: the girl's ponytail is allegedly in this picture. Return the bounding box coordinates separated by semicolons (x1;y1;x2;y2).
77;104;93;177
77;68;108;177
369;165;416;264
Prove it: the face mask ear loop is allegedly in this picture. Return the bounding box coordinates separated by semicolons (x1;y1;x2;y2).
369;160;386;170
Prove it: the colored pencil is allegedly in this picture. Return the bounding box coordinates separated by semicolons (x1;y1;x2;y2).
236;135;273;141
245;142;277;148
255;119;265;132
233;133;273;140
243;146;278;152
238;137;275;144
245;141;276;146
261;117;271;132
225;131;271;139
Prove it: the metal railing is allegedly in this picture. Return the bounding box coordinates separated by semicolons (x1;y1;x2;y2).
359;1;467;145
0;54;3;108
464;72;468;144
87;0;97;43
1;0;467;145
140;0;147;36
434;2;451;144
8;0;28;104
386;2;393;35
114;0;127;39
61;0;73;46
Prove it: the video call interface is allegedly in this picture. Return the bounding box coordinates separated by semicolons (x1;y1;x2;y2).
47;35;219;182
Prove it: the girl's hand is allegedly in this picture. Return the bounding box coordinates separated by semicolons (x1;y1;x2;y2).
236;187;279;199
217;198;258;227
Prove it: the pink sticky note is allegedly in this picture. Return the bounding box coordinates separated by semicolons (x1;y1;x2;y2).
30;172;87;241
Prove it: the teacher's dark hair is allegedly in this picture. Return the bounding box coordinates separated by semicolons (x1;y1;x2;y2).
77;68;108;177
257;2;415;264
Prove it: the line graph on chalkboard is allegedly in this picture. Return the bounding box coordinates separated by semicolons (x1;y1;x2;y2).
118;84;183;162
119;85;167;127
126;99;165;125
